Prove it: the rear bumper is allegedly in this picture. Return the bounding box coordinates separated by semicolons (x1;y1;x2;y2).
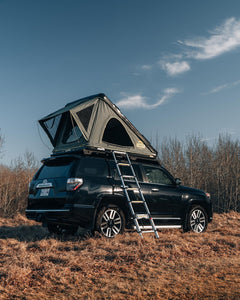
25;209;72;223
25;204;95;229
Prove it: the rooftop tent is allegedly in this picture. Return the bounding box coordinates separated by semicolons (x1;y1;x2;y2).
39;93;157;158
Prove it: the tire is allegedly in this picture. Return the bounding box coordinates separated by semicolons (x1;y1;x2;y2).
186;206;208;233
96;205;125;238
47;223;78;235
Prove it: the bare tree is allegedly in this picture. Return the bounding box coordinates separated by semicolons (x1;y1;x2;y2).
0;150;39;217
155;133;240;213
0;129;5;159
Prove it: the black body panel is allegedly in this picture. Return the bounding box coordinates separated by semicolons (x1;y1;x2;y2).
26;153;213;231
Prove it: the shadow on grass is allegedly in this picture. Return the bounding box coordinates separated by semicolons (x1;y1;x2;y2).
0;224;90;242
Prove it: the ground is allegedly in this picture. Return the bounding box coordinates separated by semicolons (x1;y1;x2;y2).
0;212;239;299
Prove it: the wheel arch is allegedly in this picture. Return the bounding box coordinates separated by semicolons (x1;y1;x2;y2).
186;199;211;221
94;194;130;229
183;200;209;232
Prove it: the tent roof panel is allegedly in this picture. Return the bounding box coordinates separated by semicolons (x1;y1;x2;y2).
38;93;158;158
39;93;104;122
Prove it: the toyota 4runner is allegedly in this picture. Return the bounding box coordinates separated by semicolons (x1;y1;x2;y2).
26;153;213;237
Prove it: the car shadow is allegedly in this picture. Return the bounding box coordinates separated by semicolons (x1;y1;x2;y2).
0;224;91;242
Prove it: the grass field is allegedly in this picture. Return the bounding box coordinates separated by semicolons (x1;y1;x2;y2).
0;212;239;299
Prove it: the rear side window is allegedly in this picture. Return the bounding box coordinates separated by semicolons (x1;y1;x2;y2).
37;162;73;179
110;161;143;182
75;157;108;177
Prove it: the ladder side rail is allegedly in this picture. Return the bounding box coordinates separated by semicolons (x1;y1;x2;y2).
112;152;133;207
112;151;143;238
125;153;159;239
125;154;154;216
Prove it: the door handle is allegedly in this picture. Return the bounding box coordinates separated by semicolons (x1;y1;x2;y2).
151;188;159;192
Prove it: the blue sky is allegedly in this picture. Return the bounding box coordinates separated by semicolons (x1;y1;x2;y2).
1;0;240;164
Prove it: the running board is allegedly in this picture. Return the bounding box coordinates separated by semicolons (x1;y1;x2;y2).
134;225;182;230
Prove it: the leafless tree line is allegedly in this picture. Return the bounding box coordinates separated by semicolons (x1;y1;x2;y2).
0;130;239;217
0;151;38;217
156;134;240;213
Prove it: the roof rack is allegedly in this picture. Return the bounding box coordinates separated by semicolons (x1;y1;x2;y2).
48;146;160;165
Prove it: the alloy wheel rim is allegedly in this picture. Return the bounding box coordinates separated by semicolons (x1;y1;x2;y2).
190;209;206;233
100;209;122;237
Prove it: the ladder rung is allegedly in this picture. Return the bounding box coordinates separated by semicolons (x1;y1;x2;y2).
113;151;127;155
122;175;134;179
112;150;159;239
136;214;149;219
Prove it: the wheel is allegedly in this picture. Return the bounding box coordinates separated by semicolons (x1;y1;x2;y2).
186;206;208;233
96;205;125;238
47;223;78;235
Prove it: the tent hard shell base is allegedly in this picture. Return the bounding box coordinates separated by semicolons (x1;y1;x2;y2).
39;93;157;159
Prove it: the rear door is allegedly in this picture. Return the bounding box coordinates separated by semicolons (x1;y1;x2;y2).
109;160;143;203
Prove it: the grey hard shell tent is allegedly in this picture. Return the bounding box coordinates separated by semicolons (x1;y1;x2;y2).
39;93;157;158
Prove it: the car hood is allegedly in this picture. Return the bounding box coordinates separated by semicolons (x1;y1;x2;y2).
179;185;206;197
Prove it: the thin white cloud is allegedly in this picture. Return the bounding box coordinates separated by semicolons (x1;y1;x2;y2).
208;83;230;94
116;94;148;109
141;64;152;70
200;129;236;143
180;17;240;60
160;60;190;76
204;79;240;94
220;128;236;136
160;17;240;76
116;88;180;110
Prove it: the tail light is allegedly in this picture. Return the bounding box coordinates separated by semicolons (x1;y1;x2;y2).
67;178;83;191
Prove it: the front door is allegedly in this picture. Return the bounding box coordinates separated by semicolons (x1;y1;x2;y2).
140;165;182;218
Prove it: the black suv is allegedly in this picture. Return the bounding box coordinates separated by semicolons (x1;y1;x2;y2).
26;153;213;237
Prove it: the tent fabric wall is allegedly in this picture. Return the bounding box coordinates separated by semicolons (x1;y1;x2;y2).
39;94;157;158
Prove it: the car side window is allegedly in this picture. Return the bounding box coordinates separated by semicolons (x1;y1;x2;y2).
109;161;143;181
142;166;173;185
75;158;108;177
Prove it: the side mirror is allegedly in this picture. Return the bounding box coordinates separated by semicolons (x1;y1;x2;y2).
175;178;181;185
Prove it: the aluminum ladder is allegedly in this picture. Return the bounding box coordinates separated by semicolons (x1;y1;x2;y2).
112;151;159;239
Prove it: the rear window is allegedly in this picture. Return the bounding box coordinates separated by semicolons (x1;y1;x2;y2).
36;161;74;179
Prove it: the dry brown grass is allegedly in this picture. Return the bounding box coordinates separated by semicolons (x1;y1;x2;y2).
0;212;239;299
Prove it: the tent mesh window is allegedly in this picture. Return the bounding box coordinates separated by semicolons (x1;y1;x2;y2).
76;104;94;132
62;116;83;144
43;115;62;141
102;118;134;146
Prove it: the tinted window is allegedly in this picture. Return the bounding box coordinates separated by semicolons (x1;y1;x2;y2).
111;162;142;181
142;166;173;185
75;157;108;177
37;163;72;179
